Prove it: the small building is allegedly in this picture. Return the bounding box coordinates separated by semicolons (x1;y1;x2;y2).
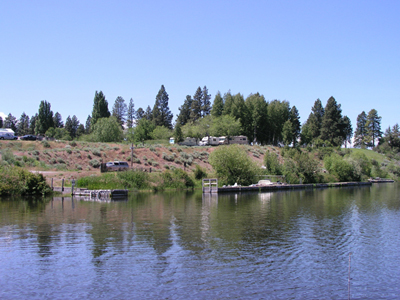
169;137;175;144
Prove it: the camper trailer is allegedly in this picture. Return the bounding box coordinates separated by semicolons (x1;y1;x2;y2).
218;135;248;145
199;136;220;146
179;137;198;146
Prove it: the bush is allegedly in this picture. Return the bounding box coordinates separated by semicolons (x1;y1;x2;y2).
41;141;51;148
0;165;51;196
324;154;357;182
264;151;282;175
160;169;194;189
194;164;207;180
92;149;101;157
89;159;100;168
209;145;258;186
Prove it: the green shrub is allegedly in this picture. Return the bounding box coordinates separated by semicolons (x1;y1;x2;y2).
117;170;149;189
264;151;282;175
41;141;51;148
92;149;101;157
89;159;100;168
194;164;207;180
209;145;258;186
57;158;65;164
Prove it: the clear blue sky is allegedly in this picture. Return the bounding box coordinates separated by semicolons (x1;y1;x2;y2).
1;0;399;133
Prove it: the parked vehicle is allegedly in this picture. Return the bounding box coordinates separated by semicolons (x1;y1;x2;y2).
218;135;249;145
179;137;198;146
104;161;129;171
0;133;18;140
20;135;37;141
199;136;220;146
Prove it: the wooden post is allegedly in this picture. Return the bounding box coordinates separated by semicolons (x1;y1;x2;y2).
62;178;64;192
51;178;53;190
131;143;134;168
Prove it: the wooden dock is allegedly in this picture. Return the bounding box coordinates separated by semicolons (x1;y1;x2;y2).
72;189;128;199
203;180;376;194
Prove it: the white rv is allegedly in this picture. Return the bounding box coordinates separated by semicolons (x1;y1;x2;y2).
199;136;220;146
218;135;248;145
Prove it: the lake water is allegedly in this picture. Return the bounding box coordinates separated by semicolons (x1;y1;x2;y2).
1;183;400;300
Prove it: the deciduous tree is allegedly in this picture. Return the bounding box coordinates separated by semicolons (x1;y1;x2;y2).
35;100;54;135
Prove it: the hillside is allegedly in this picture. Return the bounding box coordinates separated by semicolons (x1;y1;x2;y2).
1;140;398;188
0;140;268;185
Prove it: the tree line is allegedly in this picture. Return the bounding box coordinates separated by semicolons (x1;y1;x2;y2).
1;85;388;150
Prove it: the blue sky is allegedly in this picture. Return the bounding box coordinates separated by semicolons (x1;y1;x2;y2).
1;0;399;133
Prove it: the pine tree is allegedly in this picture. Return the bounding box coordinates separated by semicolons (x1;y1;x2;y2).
136;107;145;120
153;85;173;129
17;112;30;136
366;109;382;147
201;86;211;117
126;98;135;129
304;99;325;142
29;114;38;134
341;116;353;148
174;123;184;143
35;100;54;135
85;115;91;134
112;96;127;128
289;106;301;146
91;91;110;127
320;97;344;146
71;115;80;138
354;111;368;148
190;87;203;122
176;95;193;126
64;116;73;138
53;112;63;128
0;116;3;128
211;91;224;117
144;105;153;121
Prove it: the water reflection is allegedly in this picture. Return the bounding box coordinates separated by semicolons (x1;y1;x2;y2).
0;184;400;299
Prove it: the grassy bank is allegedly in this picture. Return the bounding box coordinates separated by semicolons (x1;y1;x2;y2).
76;167;204;192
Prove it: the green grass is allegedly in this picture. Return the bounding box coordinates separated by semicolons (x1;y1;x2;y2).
349;148;387;164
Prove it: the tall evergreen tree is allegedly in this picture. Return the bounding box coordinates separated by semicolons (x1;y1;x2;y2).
144;105;153;120
35;100;54;135
17;112;30;136
64;116;73;138
152;85;173;129
85;115;91;134
201;86;211;117
0;116;3;128
354;111;368;148
341;116;353;148
53;112;63;128
289;106;301;146
320;96;344;146
91;91;110;127
4;113;17;133
303;99;325;143
176;95;193;126
71;115;80;138
190;87;203;122
29;114;38;134
136;107;145;120
112;96;127;128
126;98;135;129
211;91;224;117
366;109;382;147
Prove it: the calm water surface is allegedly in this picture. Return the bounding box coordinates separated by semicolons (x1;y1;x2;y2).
1;184;400;299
